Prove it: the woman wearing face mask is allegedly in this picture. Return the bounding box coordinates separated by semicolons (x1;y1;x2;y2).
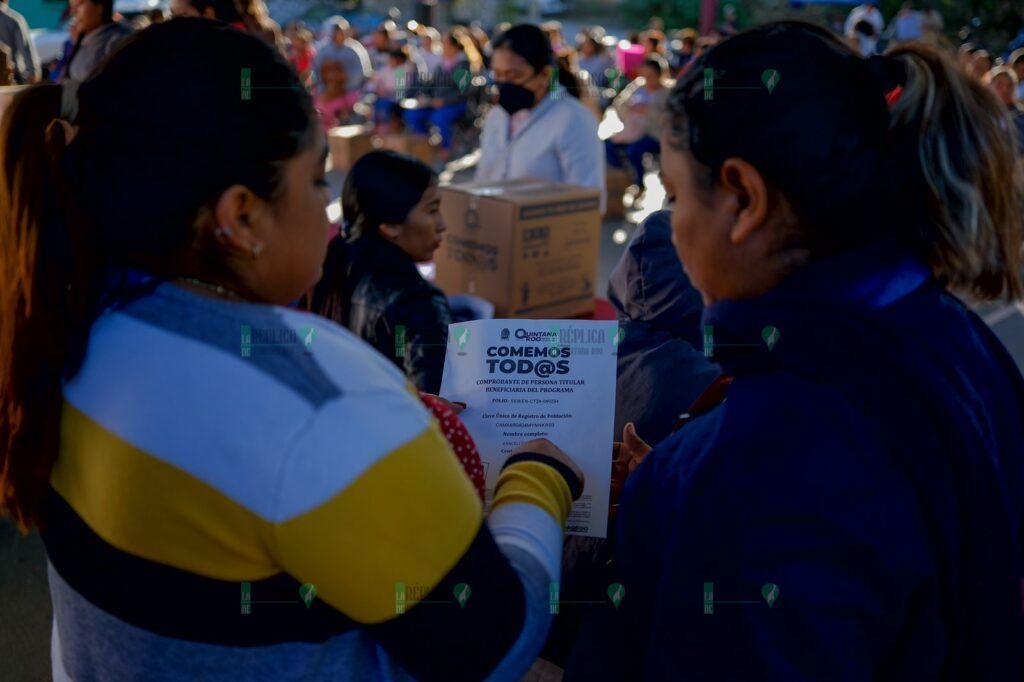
0;20;586;681
476;24;605;210
572;21;1024;681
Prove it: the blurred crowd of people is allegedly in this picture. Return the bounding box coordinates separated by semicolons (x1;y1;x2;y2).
3;3;1024;681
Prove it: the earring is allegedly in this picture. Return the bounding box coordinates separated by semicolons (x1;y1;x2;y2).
251;242;265;259
215;225;233;238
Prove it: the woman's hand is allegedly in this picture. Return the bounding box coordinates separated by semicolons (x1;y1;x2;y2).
610;423;652;522
418;393;467;415
509;438;585;501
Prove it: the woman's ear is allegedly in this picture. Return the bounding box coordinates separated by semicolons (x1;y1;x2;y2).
536;65;553;96
717;158;769;246
378;223;402;242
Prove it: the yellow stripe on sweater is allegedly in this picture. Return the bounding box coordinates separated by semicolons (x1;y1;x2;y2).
51;403;279;580
491;460;573;527
271;424;484;624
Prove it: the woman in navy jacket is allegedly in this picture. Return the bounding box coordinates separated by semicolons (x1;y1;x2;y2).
574;22;1024;680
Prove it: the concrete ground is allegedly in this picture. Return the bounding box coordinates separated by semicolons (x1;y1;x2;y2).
6;160;1024;679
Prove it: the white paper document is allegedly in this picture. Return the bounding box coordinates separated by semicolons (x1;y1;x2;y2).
439;319;619;538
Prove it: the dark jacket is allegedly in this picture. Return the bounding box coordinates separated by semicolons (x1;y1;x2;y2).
573;239;1024;680
343;237;451;394
608;210;719;445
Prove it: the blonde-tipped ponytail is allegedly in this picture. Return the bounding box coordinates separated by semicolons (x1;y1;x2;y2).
887;44;1023;301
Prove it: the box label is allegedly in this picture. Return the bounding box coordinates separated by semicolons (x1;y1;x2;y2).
518;198;601;221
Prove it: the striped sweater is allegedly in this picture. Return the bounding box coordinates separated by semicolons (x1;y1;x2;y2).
42;281;572;681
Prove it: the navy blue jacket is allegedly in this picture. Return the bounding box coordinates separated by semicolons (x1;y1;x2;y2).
608;210;720;445
605;240;1024;679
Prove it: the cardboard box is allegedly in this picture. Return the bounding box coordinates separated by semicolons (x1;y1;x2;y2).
374;133;433;164
435;178;602;319
605;167;631;219
327;124;373;171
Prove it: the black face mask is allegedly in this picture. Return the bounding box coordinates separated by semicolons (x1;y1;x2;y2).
497;81;537;115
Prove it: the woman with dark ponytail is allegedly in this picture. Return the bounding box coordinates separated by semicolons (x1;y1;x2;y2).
576;22;1024;680
0;19;586;681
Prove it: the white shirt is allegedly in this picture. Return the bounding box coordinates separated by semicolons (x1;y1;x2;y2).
845;5;885;38
476;85;606;213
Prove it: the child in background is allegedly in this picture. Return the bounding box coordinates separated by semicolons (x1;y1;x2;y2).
372;47;412;133
288;27;315;88
313;60;357;131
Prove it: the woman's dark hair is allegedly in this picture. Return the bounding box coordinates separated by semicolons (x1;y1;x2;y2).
93;0;114;24
641;56;667;77
339;150;437;244
387;46;409;64
854;19;876;38
0;19;316;530
667;21;1023;301
308;150;437;323
555;52;582;99
493;24;553;75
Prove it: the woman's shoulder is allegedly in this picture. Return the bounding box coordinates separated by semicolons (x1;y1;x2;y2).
551;93;599;127
274;304;410;391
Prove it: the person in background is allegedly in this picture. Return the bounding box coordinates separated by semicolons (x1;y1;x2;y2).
671;28;698;74
146;8;166;23
469;24;492;69
541;20;565;54
1008;48;1024;100
169;0;243;25
372;47;412;132
309;151;451;394
578;28;613;90
971;49;993;79
578;21;1024;679
63;0;131;85
608;209;720;446
719;4;740;37
288;26;315;88
848;19;879;56
314;17;372;98
367;21;396;73
405;29;475;159
844;0;884;39
556;50;600;119
957;42;977;70
236;0;285;54
888;1;924;44
0;43;13;85
642;30;664;57
920;1;943;43
477;24;605;210
48;19;80;82
1;19;584;681
0;0;39;84
605;57;669;196
415;25;443;73
983;66;1024;153
312;59;353;131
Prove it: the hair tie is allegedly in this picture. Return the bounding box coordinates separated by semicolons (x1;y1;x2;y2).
867;54;903;105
